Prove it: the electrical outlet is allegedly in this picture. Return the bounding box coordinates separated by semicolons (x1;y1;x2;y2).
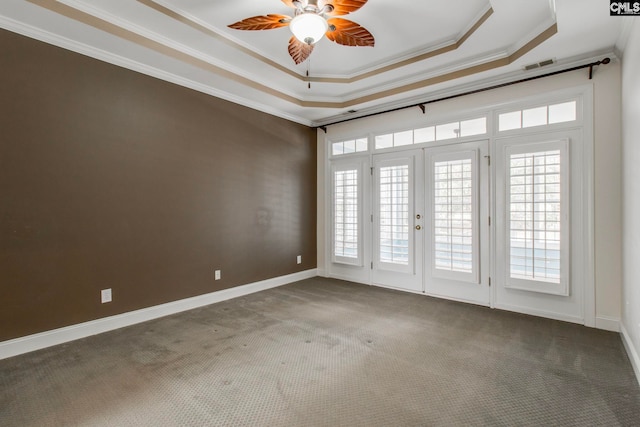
101;288;112;304
297;255;302;264
215;270;221;280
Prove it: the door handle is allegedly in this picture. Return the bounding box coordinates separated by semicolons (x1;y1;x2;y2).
415;225;422;230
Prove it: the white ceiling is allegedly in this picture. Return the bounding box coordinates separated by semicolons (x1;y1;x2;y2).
0;0;625;126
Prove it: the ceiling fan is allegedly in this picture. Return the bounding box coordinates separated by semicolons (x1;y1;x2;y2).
228;0;374;65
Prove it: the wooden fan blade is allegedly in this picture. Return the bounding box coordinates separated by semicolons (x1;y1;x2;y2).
228;14;291;31
281;0;299;8
326;18;374;47
323;0;368;16
288;36;314;64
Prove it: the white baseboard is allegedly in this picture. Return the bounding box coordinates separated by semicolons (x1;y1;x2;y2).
328;273;370;285
0;269;317;361
494;303;584;325
621;323;640;387
595;316;621;332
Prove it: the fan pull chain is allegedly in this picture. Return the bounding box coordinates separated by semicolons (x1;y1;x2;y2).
307;57;311;89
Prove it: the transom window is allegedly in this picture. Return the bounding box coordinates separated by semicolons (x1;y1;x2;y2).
375;117;487;150
499;101;577;132
332;138;368;156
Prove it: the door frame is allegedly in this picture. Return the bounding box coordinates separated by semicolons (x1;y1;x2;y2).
371;148;424;293
322;85;595;327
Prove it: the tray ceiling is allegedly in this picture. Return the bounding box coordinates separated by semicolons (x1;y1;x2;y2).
0;0;625;126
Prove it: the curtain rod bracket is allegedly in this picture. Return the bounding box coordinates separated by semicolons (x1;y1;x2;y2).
589;57;611;80
418;104;426;114
319;126;327;133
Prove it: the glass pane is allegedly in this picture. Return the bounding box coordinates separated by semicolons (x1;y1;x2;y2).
509;150;562;283
436;122;460;141
548;101;577;124
375;134;393;149
499;111;521;131
433;158;474;273
355;138;368;152
414;126;435;143
343;140;356;154
394;130;413;147
522;106;548;128
379;165;410;265
332;142;344;156
460;118;487;137
334;169;358;259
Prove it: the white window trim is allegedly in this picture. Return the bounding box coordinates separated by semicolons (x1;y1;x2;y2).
494;96;584;137
328;135;370;159
501;139;571;296
372;115;490;153
331;160;364;267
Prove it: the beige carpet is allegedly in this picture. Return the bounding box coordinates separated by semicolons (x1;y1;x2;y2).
1;277;639;426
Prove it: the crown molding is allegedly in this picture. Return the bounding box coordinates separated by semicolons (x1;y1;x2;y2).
0;13;313;126
615;17;636;58
137;0;303;80
57;0;302;99
19;0;559;111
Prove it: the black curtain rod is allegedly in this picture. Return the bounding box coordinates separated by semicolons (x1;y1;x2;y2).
317;57;611;132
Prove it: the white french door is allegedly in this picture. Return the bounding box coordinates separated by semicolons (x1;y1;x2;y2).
372;149;424;292
424;140;491;305
327;90;594;326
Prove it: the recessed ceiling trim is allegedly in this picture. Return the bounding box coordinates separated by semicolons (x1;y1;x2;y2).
510;22;557;63
55;0;301;98
300;24;558;109
141;0;493;84
24;0;557;110
310;7;493;84
0;14;311;125
136;0;302;81
27;0;304;105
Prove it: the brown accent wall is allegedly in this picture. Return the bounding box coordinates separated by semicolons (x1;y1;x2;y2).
0;29;317;342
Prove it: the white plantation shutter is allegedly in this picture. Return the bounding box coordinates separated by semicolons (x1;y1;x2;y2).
430;151;479;283
332;162;362;266
504;140;569;295
379;164;410;265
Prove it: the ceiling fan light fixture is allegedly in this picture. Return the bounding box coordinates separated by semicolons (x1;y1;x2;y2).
289;13;328;45
228;0;373;64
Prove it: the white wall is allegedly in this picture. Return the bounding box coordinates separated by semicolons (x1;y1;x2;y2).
318;63;623;328
594;61;623;330
317;128;327;277
621;19;640;382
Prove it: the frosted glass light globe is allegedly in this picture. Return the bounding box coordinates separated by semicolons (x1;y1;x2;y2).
289;13;328;45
